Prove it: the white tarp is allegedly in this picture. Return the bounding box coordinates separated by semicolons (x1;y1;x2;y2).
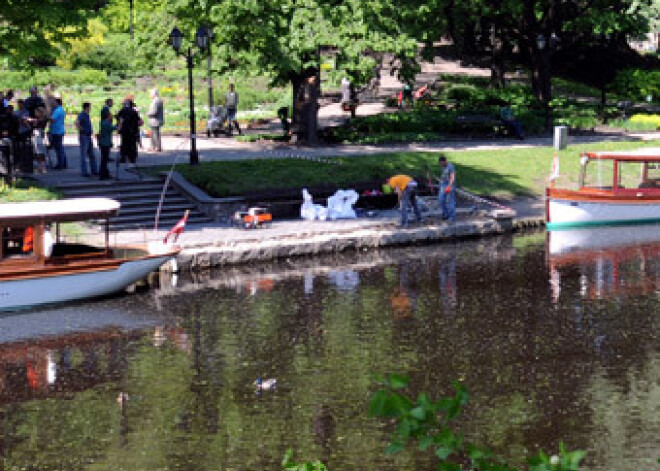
300;188;358;221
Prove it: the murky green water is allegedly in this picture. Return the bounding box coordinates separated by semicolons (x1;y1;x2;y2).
0;231;658;471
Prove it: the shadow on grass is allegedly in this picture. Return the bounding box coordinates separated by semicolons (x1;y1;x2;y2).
455;163;536;198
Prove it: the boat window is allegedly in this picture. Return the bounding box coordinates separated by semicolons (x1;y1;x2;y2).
582;159;614;189
617;161;660;189
638;162;660;188
1;226;34;258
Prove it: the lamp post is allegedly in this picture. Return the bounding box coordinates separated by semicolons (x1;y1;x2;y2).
536;33;556;132
169;26;211;165
207;27;215;112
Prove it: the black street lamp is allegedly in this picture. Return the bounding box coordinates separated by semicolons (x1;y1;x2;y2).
169;26;211;165
206;27;215;112
536;33;557;132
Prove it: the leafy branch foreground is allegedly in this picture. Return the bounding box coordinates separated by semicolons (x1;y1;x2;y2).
282;375;586;471
368;374;586;471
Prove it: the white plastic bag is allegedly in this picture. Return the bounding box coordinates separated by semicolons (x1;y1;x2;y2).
301;188;316;220
327;189;358;220
301;188;328;220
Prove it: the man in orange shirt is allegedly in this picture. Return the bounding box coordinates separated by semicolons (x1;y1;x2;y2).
387;174;422;227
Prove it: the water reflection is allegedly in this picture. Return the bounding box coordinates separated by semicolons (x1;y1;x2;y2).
0;233;656;471
547;224;660;301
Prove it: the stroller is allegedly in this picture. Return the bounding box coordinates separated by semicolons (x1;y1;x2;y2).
206;106;230;137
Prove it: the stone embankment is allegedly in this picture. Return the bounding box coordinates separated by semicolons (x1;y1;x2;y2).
173;211;540;271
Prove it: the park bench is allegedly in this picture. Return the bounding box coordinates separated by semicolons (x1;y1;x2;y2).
455;114;505;135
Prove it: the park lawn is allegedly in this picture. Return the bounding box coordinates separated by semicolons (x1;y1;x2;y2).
174;139;660;199
0;179;59;202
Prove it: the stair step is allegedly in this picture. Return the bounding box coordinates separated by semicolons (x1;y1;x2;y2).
53;175;212;232
109;215;214;231
119;197;191;208
117;204;197;217
63;189;184;201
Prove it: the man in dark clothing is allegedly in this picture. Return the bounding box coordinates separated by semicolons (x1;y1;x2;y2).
24;87;45;119
75;102;98;176
116;97;141;164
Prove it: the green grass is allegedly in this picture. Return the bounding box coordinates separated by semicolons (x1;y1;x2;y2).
0;179;59;202
172;139;660;199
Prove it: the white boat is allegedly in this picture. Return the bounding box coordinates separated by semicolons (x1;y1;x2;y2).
546;149;660;229
0;197;180;311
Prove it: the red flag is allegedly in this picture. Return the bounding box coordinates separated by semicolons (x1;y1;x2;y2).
163;210;189;244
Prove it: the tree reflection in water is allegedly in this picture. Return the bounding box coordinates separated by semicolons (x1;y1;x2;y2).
0;234;657;471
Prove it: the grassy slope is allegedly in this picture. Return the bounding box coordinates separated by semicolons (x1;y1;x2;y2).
174;139;660;199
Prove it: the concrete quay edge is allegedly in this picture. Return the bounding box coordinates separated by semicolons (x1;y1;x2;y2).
173;215;535;271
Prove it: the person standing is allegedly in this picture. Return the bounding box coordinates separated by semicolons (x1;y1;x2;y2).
75;102;98;176
387;174;422;227
100;98;113;122
98;111;117;180
225;83;242;135
116;96;140;164
30;106;48;173
147;88;164;152
24;86;45;119
438;154;456;222
49;96;67;170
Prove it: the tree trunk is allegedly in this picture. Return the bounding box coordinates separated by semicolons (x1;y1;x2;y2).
291;68;320;145
490;27;506;88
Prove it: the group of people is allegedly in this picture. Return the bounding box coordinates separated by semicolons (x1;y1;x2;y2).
75;88;165;180
0;86;57;174
0;86;165;179
387;154;456;227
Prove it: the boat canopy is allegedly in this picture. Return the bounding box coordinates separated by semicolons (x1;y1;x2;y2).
0;198;120;225
585;148;660;162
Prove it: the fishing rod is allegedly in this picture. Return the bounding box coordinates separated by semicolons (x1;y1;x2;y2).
154;140;189;231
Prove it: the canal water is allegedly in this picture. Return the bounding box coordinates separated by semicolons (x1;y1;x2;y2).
0;229;657;471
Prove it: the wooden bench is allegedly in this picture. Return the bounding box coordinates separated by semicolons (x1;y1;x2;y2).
455;115;505;135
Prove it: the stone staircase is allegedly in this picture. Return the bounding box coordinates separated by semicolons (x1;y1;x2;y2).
56;178;214;231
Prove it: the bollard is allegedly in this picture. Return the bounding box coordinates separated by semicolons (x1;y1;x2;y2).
553;125;568;150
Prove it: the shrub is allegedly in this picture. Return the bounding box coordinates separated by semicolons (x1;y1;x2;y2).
629;113;660;129
610;69;660;102
442;84;479;104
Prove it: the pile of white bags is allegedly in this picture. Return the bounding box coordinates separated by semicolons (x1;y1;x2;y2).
300;188;359;221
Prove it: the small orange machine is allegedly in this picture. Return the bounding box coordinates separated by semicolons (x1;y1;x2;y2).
232;207;273;229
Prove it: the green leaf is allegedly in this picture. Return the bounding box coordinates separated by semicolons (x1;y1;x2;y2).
385;442;404;455
435;446;454;460
437;462;462;471
282;449;294;467
410;406;426;420
564;450;587;471
368;389;390;416
388;373;410;390
419;436;434;451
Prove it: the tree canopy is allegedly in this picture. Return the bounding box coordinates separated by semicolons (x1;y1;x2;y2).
0;0;100;67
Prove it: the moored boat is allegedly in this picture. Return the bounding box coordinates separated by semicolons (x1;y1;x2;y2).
0;197;180;311
546;149;660;229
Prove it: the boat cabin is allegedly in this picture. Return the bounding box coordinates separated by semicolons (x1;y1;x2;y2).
579;150;660;193
0;198;119;268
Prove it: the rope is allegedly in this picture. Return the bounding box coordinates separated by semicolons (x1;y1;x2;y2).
429;175;514;212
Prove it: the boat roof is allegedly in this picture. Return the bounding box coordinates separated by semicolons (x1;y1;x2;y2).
585;148;660;161
0;197;120;225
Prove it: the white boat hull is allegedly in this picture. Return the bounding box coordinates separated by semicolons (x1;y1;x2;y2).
548;223;660;256
547;199;660;229
0;254;173;311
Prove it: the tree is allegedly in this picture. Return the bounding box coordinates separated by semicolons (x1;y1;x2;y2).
417;0;654;123
165;0;418;144
0;0;99;67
